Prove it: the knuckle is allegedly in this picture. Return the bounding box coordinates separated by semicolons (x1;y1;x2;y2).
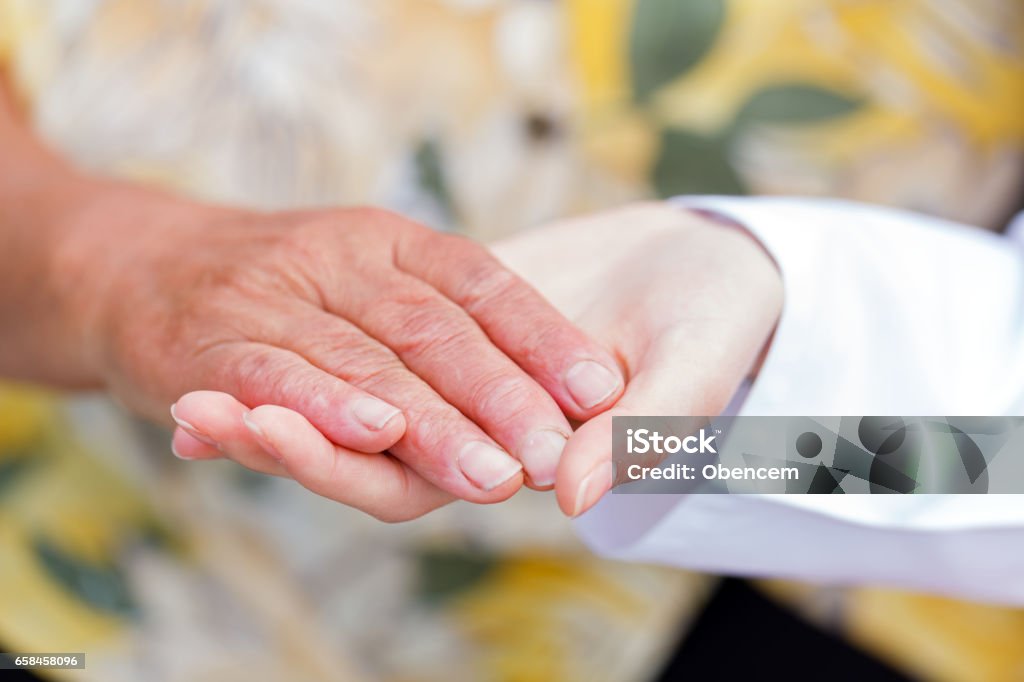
274;221;363;303
389;304;478;359
455;256;521;313
229;349;284;400
279;222;339;273
348;361;411;396
294;326;402;380
513;319;576;371
401;403;465;463
230;350;315;408
383;285;440;311
339;344;403;381
281;222;327;257
339;205;418;242
467;371;537;429
406;401;456;448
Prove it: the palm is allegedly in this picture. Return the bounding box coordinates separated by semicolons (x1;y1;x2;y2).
493;204;782;515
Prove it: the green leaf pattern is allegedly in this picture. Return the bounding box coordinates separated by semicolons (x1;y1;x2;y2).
631;2;864;197
629;0;726;103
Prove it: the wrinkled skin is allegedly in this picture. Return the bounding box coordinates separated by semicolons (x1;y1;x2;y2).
173;203;782;520
53;183;625;510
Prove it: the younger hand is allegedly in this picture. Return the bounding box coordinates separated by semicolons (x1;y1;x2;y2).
493;203;783;516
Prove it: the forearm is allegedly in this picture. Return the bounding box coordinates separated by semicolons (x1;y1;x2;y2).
0;74;243;388
0;75;101;386
0;77;185;390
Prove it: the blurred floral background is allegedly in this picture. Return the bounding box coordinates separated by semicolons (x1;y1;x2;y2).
0;1;1023;680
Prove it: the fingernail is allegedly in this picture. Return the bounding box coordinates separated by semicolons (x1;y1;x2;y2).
242;412;283;462
458;442;522;491
565;360;622;409
170;404;219;448
351;397;401;431
170;441;191;460
519;430;567;488
572;464;613;517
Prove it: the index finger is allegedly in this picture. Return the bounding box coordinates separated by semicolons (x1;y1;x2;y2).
396;231;625;420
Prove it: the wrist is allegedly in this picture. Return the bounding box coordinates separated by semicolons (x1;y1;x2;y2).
683;205;783;380
43;179;239;388
0;158;106;385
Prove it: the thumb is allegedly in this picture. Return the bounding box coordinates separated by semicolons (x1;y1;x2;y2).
555;336;752;517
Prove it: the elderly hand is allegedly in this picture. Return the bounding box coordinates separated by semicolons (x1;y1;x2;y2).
51;183;623;516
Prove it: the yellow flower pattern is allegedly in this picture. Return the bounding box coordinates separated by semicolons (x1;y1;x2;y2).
1;1;1023;680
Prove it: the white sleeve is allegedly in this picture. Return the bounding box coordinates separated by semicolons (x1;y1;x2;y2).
575;196;1024;605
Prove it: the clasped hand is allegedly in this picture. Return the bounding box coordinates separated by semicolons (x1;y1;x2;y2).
63;187;780;520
